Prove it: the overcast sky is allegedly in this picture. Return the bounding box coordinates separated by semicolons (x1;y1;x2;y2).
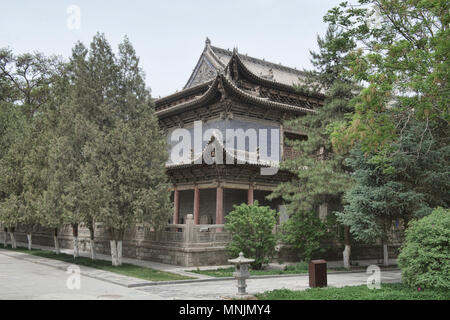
2;1;347;97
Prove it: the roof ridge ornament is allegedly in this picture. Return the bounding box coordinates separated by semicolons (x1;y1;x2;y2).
205;37;211;46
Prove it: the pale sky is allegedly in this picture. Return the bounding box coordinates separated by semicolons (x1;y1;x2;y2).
1;0;346;97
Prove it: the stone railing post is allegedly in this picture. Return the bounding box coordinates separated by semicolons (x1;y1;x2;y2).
184;214;194;244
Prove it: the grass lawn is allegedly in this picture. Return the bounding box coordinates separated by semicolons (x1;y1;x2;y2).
188;262;378;277
255;283;450;300
1;245;193;282
188;262;310;277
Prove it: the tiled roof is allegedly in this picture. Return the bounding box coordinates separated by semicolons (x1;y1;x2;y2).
184;39;307;89
210;45;306;87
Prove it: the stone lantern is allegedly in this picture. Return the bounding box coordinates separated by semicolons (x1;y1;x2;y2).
228;252;255;295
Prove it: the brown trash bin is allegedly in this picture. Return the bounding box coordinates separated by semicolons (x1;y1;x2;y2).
309;259;327;288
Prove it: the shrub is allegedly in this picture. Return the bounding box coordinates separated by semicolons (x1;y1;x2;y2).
279;210;326;261
224;201;278;270
398;207;450;290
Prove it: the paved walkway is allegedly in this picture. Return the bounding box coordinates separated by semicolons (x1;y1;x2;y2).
0;247;402;300
0;253;161;299
136;270;402;300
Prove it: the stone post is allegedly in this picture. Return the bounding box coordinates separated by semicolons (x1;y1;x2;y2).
184;214;194;244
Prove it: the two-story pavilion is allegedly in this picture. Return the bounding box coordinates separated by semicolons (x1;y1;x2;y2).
155;38;324;227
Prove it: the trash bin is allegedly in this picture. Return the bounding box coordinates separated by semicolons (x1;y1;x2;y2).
309;259;327;288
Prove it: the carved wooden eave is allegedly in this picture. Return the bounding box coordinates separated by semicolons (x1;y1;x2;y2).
227;52;325;102
156;77;220;118
166;135;279;170
219;73;316;115
156;72;316;120
154;80;213;112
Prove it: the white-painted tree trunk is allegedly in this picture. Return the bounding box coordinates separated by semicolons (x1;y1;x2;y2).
90;239;96;260
54;236;60;254
9;232;16;249
73;237;79;258
117;241;123;266
110;240;118;266
383;244;389;266
343;244;351;269
27;233;32;250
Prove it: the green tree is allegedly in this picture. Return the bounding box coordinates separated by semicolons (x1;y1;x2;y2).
43;42;98;258
79;35;171;266
225;201;278;270
0;49;60;249
279;210;326;262
336;121;449;265
269;26;357;267
325;0;449;264
325;0;449;154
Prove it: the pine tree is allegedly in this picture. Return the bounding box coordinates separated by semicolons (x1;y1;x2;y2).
77;35;171;266
326;0;450;266
0;49;59;250
336;120;450;266
269;26;358;267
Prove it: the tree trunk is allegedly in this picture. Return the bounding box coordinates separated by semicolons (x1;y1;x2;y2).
383;243;389;267
27;233;32;250
89;225;96;260
72;224;79;258
3;228;7;248
73;237;79;258
343;226;351;269
54;228;60;255
90;239;96;260
117;240;123;266
110;240;118;266
9;232;16;249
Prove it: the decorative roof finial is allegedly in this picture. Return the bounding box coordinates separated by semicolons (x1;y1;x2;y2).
233;46;238;54
205;37;211;46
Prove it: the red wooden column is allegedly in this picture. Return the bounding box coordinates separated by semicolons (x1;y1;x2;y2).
216;186;224;230
173;189;180;224
248;185;254;205
193;186;200;224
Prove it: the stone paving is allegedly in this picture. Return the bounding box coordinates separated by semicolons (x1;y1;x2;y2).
0;245;402;300
0;248;158;287
136;270;402;300
0;253;161;300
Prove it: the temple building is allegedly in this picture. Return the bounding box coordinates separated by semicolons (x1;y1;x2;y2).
156;38;324;228
3;39;337;267
1;39;403;267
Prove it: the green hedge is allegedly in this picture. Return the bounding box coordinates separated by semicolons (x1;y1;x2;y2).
398;207;450;290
